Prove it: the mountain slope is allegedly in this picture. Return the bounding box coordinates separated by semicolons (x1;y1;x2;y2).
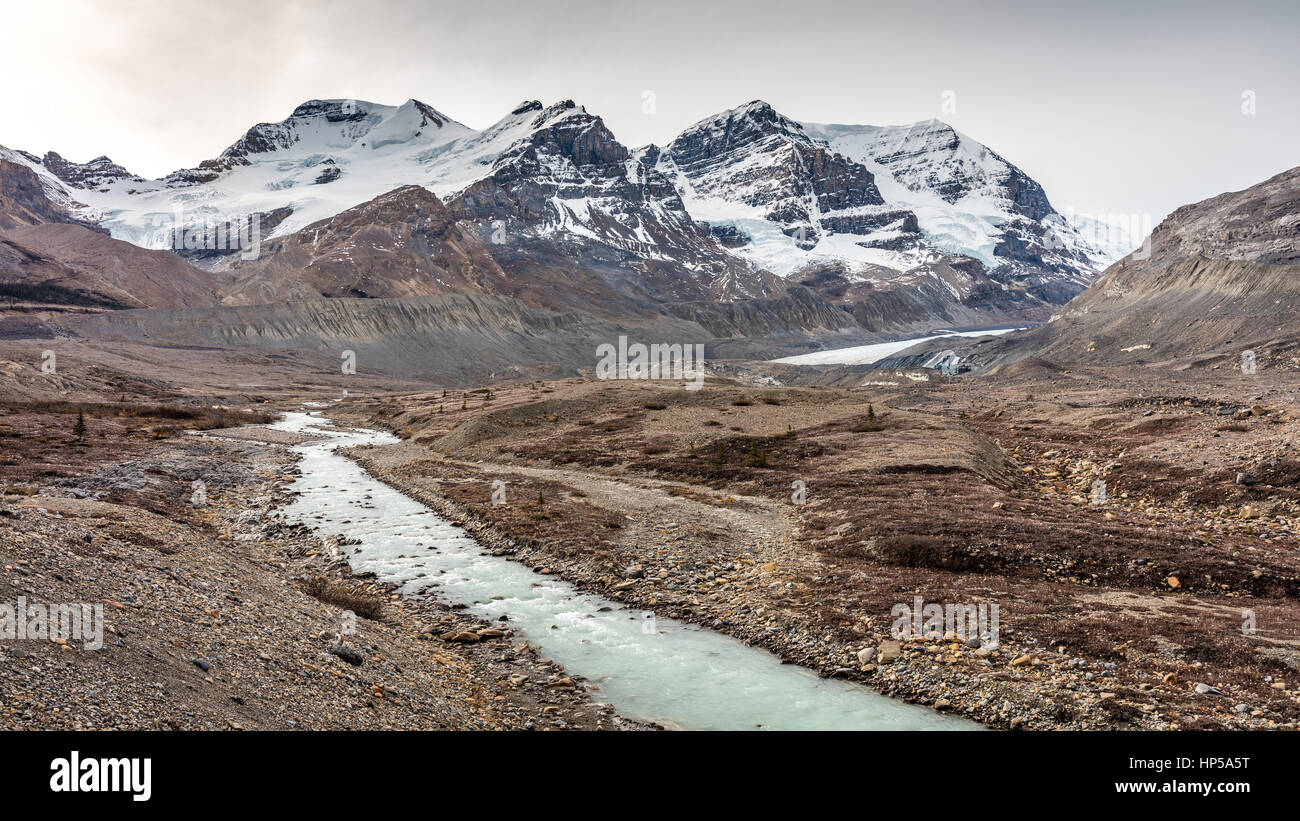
654;103;1107;295
445;100;778;307
219;185;506;305
0;158;222;312
0;223;225;311
973;166;1300;369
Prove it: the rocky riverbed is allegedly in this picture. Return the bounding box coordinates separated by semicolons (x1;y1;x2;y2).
0;412;639;730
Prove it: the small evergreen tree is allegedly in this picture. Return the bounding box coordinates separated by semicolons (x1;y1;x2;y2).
73;409;87;440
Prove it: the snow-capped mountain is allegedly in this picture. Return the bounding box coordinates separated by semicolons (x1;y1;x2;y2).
802;118;1108;284
1;95;1117;332
647;102;1108;299
653;102;922;275
6;99;477;248
2;98;773;303
443;99;771;300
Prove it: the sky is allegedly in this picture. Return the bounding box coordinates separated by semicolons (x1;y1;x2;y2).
1;0;1296;225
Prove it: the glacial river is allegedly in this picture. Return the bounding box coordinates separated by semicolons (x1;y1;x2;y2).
273;411;977;731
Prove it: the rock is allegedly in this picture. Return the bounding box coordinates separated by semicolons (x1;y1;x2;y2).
328;642;364;666
444;631;481;643
1010;654;1032;667
1166;575;1181;589
191;658;210;672
624;564;645;579
934;698;951;710
876;640;902;663
857;646;876;664
1236;472;1257;486
965;636;982;649
1193;682;1220;695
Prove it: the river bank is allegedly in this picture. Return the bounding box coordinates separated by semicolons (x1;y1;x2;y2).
0;408;632;730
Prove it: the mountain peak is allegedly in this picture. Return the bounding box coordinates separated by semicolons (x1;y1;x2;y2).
40;151;140;189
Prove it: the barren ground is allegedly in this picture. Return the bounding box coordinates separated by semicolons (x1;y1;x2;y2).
335;367;1300;730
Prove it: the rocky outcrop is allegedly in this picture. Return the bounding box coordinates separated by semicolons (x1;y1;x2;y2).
658;101;912;250
39;152;142;190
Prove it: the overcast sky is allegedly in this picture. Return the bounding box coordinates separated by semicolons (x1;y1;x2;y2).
2;0;1295;224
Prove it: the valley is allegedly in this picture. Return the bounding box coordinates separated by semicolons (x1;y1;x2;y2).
2;85;1297;734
